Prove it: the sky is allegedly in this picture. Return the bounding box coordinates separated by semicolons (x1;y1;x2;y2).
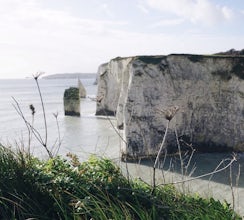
0;0;243;78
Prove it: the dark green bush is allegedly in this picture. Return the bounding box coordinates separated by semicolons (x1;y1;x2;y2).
0;145;241;220
63;87;80;100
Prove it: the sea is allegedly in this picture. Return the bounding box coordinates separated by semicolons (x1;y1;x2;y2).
0;76;244;216
0;76;121;160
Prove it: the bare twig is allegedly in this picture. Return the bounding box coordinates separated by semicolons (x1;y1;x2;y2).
229;163;235;212
154;120;170;169
28;104;35;155
235;164;241;214
12;72;53;159
157;155;237;186
33;72;48;148
175;126;184;178
52;112;62;156
152;106;179;191
12;97;44;145
12;97;53;158
184;149;196;177
152;120;169;190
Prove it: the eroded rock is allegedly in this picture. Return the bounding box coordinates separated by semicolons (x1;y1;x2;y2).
96;57;133;117
78;78;86;98
96;54;244;159
64;87;80;117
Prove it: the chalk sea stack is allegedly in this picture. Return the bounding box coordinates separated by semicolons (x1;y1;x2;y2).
96;53;244;159
64;87;80;117
78;78;86;98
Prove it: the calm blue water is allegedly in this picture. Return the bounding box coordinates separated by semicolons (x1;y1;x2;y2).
0;77;120;160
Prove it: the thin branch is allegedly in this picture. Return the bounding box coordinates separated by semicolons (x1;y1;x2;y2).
52;112;62;156
12;83;53;159
184;149;196;176
34;75;48;147
157;155;237;186
106;114;127;145
175;126;184;178
152;120;170;190
154;120;170;168
12;97;44;145
229;164;235;212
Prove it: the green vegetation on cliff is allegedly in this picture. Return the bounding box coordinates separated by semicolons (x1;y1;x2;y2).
64;87;80;100
0;145;240;220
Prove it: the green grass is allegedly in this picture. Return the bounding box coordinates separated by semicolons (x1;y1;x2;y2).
0;145;241;220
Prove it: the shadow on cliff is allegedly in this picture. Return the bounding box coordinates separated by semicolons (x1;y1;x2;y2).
126;152;244;188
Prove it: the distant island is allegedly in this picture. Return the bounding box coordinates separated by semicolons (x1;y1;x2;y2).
43;73;97;79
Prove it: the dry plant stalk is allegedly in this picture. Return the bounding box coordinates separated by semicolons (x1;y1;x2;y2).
152;105;179;190
33;72;48;150
12;72;55;159
157;154;237;186
153;105;238;198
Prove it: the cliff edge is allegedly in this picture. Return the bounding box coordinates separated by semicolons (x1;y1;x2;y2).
96;54;244;159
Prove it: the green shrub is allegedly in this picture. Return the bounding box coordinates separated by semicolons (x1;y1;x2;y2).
63;87;80;100
0;146;58;219
0;145;241;219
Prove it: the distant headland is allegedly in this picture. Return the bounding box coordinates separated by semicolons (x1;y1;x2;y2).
43;73;96;79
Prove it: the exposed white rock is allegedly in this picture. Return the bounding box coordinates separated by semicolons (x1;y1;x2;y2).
78;78;86;98
96;57;133;118
96;54;244;159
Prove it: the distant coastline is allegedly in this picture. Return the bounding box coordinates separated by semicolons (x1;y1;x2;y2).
43;73;96;79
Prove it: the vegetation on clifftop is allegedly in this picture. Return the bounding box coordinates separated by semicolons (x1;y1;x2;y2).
64;87;80;100
137;55;165;65
0;145;241;220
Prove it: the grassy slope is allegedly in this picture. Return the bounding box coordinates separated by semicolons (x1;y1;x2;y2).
0;145;241;220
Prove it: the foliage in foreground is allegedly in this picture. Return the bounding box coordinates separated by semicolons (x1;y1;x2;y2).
0;145;241;220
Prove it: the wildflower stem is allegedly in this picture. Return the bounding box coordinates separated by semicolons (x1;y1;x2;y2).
34;77;48;148
152;120;170;190
157;156;237;186
154;120;170;168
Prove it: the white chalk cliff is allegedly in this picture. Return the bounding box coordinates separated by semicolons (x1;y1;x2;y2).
96;54;244;159
78;78;86;98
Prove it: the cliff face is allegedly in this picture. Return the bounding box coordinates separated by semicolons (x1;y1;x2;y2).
96;54;244;158
96;57;133;118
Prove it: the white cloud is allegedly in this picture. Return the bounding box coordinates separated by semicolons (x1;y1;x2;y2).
145;0;233;26
0;0;128;77
137;3;150;14
0;0;126;37
221;6;233;20
99;3;114;17
151;18;184;27
0;0;242;78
